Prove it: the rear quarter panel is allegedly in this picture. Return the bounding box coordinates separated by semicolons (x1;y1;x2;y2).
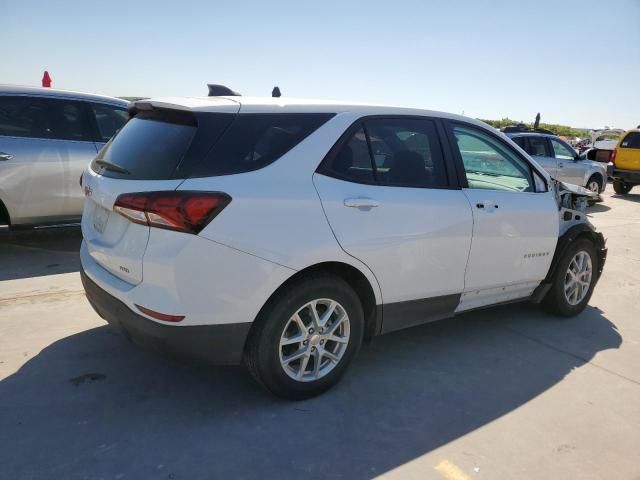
177;112;383;305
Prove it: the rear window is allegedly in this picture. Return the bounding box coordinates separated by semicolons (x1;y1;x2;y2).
621;132;640;149
92;111;334;179
91;110;198;179
187;113;334;177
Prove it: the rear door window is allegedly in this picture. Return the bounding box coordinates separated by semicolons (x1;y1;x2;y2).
365;118;448;188
47;100;93;142
524;136;550;157
0;96;50;139
324;126;375;183
319;117;449;188
621;132;640;149
90;103;129;141
188;113;334;177
511;136;525;148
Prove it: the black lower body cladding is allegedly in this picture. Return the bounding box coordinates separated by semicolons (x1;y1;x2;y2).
81;268;251;365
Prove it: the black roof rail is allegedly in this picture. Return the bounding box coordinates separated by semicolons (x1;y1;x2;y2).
501;124;555;135
207;84;241;97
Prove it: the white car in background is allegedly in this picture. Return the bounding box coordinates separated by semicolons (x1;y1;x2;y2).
80;94;607;399
0;86;128;227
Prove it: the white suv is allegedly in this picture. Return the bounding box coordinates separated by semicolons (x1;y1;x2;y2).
80;95;607;399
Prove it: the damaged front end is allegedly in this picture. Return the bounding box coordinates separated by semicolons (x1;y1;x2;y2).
531;180;607;303
553;180;598;235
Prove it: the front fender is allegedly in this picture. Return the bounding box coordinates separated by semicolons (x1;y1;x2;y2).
531;224;607;303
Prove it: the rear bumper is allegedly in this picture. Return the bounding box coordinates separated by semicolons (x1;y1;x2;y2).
81;267;251;365
608;166;640;184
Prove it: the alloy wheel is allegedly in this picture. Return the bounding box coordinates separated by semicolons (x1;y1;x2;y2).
278;299;350;382
564;251;593;306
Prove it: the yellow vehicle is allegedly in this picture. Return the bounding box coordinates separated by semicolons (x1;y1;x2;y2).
608;128;640;194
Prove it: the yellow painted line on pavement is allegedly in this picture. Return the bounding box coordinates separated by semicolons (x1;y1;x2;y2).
435;460;472;480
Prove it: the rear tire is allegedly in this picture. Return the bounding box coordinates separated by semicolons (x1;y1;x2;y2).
244;274;364;400
613;180;632;195
542;238;598;317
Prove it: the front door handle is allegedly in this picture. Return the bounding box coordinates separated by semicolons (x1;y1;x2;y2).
344;197;380;209
0;152;13;161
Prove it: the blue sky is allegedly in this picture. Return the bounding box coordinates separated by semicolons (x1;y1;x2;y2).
3;0;639;129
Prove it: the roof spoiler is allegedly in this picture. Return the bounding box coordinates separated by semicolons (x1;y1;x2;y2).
207;84;241;96
128;101;196;125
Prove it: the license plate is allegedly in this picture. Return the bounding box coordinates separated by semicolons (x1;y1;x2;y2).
93;205;110;234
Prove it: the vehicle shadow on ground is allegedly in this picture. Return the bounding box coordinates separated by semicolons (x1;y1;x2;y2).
0;227;81;281
588;203;611;213
0;303;620;479
611;192;640;203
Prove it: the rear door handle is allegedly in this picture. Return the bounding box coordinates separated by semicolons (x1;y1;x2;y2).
0;152;13;161
344;197;380;209
476;201;498;209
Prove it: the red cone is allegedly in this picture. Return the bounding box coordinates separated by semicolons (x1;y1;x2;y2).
42;71;52;88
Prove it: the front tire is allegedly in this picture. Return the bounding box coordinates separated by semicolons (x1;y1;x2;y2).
542;238;599;317
586;175;602;205
613;180;632;195
244;274;364;400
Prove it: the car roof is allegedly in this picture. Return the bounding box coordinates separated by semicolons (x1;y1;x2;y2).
0;84;129;106
136;95;490;127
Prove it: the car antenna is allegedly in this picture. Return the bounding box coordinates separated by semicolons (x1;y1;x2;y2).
272;86;281;98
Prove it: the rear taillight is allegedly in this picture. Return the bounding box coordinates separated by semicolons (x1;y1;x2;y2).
610;149;617;166
113;191;231;234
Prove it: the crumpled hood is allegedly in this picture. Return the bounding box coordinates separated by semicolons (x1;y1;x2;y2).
556;181;598;199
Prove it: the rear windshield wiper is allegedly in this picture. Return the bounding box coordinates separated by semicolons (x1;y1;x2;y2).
93;159;130;175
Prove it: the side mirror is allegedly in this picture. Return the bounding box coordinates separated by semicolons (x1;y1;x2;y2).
574;153;582;161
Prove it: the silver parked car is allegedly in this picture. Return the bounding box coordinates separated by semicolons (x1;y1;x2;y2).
507;132;607;197
0;86;129;227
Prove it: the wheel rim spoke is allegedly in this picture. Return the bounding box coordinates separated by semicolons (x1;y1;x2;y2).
310;301;322;329
292;313;307;335
283;347;309;365
280;334;306;347
297;353;311;379
318;301;337;328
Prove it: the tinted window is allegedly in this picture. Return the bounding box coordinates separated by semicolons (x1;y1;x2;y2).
621;132;640;149
91;103;129;141
365;118;447;188
326;127;375;183
550;138;575;159
512;136;525;148
189;113;334;177
92;111;196;179
452;124;534;192
48;101;93;141
0;96;50;139
525;136;549;157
